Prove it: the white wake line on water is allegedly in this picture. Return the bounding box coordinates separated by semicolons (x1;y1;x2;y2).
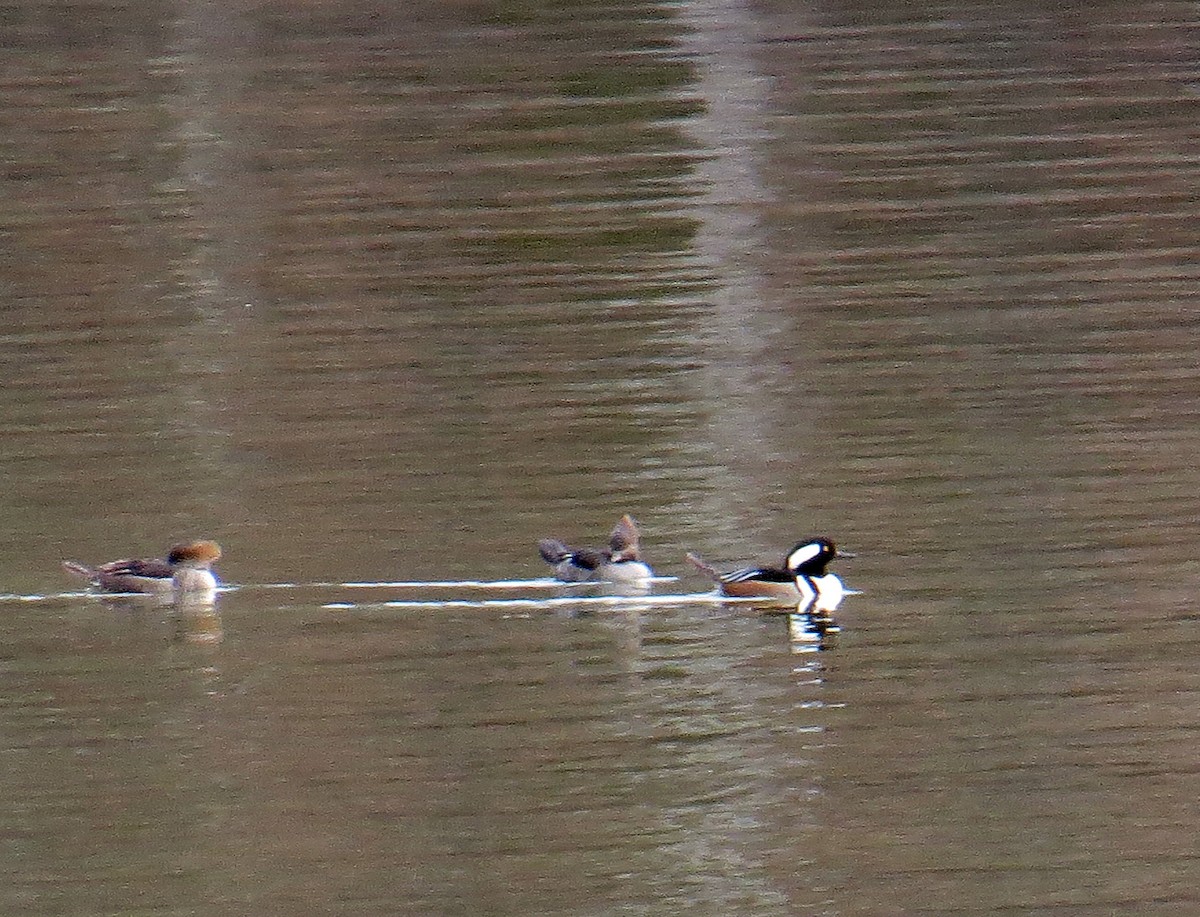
321;591;825;611
243;576;679;590
0;592;92;603
3;581;853;607
0;578;683;603
0;588;241;603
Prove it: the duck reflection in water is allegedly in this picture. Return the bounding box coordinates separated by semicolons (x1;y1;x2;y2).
789;605;841;652
538;514;653;593
172;601;224;645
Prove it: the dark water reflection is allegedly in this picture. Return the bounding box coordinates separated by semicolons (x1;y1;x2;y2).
4;0;1200;914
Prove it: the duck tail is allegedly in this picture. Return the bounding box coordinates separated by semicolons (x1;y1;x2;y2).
62;560;96;580
538;539;572;565
685;552;722;583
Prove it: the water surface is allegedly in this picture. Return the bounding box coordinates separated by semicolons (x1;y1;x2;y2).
3;1;1200;914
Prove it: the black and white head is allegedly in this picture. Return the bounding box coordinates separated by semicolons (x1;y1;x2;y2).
785;538;838;577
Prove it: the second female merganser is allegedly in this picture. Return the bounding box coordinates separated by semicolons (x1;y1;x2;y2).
687;537;847;609
63;540;222;596
538;514;653;586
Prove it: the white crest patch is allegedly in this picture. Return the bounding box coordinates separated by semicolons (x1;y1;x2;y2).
787;542;823;571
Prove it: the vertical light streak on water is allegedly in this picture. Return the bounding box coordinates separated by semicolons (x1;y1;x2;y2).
670;0;819;548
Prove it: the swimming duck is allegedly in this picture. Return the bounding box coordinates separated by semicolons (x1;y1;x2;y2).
538;514;653;586
63;540;222;596
687;537;847;609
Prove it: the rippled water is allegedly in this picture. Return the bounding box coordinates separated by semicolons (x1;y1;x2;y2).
4;1;1200;914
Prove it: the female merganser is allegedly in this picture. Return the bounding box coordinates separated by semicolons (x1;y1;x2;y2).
686;537;847;610
63;540;222;596
538;514;653;586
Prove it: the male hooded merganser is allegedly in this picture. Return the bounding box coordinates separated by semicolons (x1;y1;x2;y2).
63;540;222;596
686;537;847;610
538;514;653;586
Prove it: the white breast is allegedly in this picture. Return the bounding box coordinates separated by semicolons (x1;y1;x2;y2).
173;568;219;597
604;560;653;585
811;574;844;612
797;573;844;613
